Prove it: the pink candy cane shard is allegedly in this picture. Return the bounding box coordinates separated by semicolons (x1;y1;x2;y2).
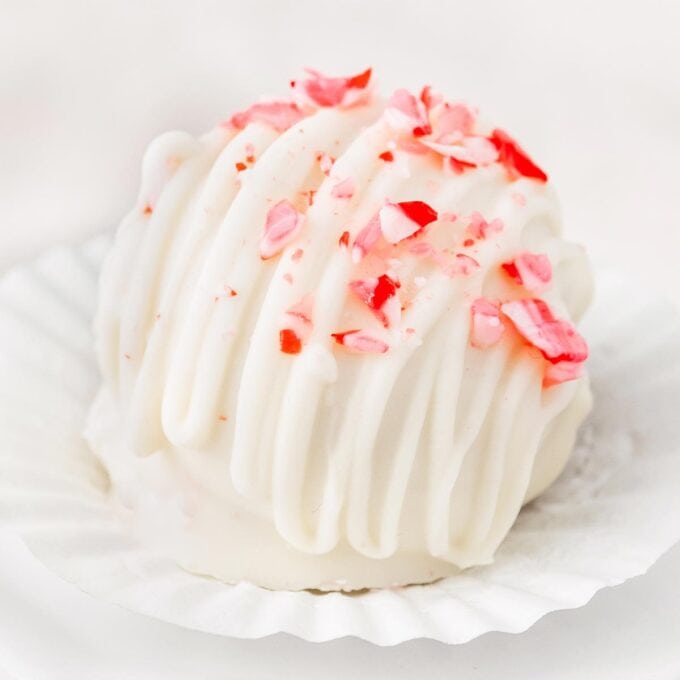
466;212;504;240
229;101;305;132
260;200;305;260
331;330;389;354
284;293;314;342
501;253;552;292
421;135;498;166
470;298;505;348
378;200;439;244
331;177;355;199
351;213;382;262
543;360;584;388
294;68;373;108
384;89;431;135
501;298;588;366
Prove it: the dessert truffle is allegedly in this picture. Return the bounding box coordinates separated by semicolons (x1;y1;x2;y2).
87;68;592;590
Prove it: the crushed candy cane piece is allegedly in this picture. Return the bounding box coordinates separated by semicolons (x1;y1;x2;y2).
489;128;548;182
422;135;498;166
543;360;584;387
338;230;350;247
331;330;389;354
331;177;355;199
378;150;394;162
316;151;335;176
260;200;304;259
467;212;504;240
229;101;305;132
294;67;372;108
385;89;430;135
444;253;480;277
349;274;401;327
419;85;443;111
279;328;302;354
501;253;552;292
501;299;588;365
470;298;505;348
352;213;382;261
235;161;247;172
379;200;438;243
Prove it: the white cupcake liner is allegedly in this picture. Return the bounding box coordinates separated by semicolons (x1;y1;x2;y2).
1;234;680;646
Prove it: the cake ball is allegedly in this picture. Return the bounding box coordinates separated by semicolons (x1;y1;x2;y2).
86;68;593;591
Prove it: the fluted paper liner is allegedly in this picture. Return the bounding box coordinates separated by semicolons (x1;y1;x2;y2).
1;235;679;645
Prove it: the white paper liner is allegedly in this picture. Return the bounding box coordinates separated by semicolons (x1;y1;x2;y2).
1;234;680;646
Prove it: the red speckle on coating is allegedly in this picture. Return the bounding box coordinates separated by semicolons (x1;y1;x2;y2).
142;204;153;216
379;151;394;162
235;162;247;172
280;328;302;354
489;129;548;182
218;414;228;422
339;231;350;247
463;238;475;247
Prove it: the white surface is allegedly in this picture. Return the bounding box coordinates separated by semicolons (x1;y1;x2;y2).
1;0;680;676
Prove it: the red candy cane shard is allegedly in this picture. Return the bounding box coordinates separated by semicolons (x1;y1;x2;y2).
279;328;303;355
489;128;548;182
349;274;401;327
379;200;438;244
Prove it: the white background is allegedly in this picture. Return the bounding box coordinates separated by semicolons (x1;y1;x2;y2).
1;1;679;677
